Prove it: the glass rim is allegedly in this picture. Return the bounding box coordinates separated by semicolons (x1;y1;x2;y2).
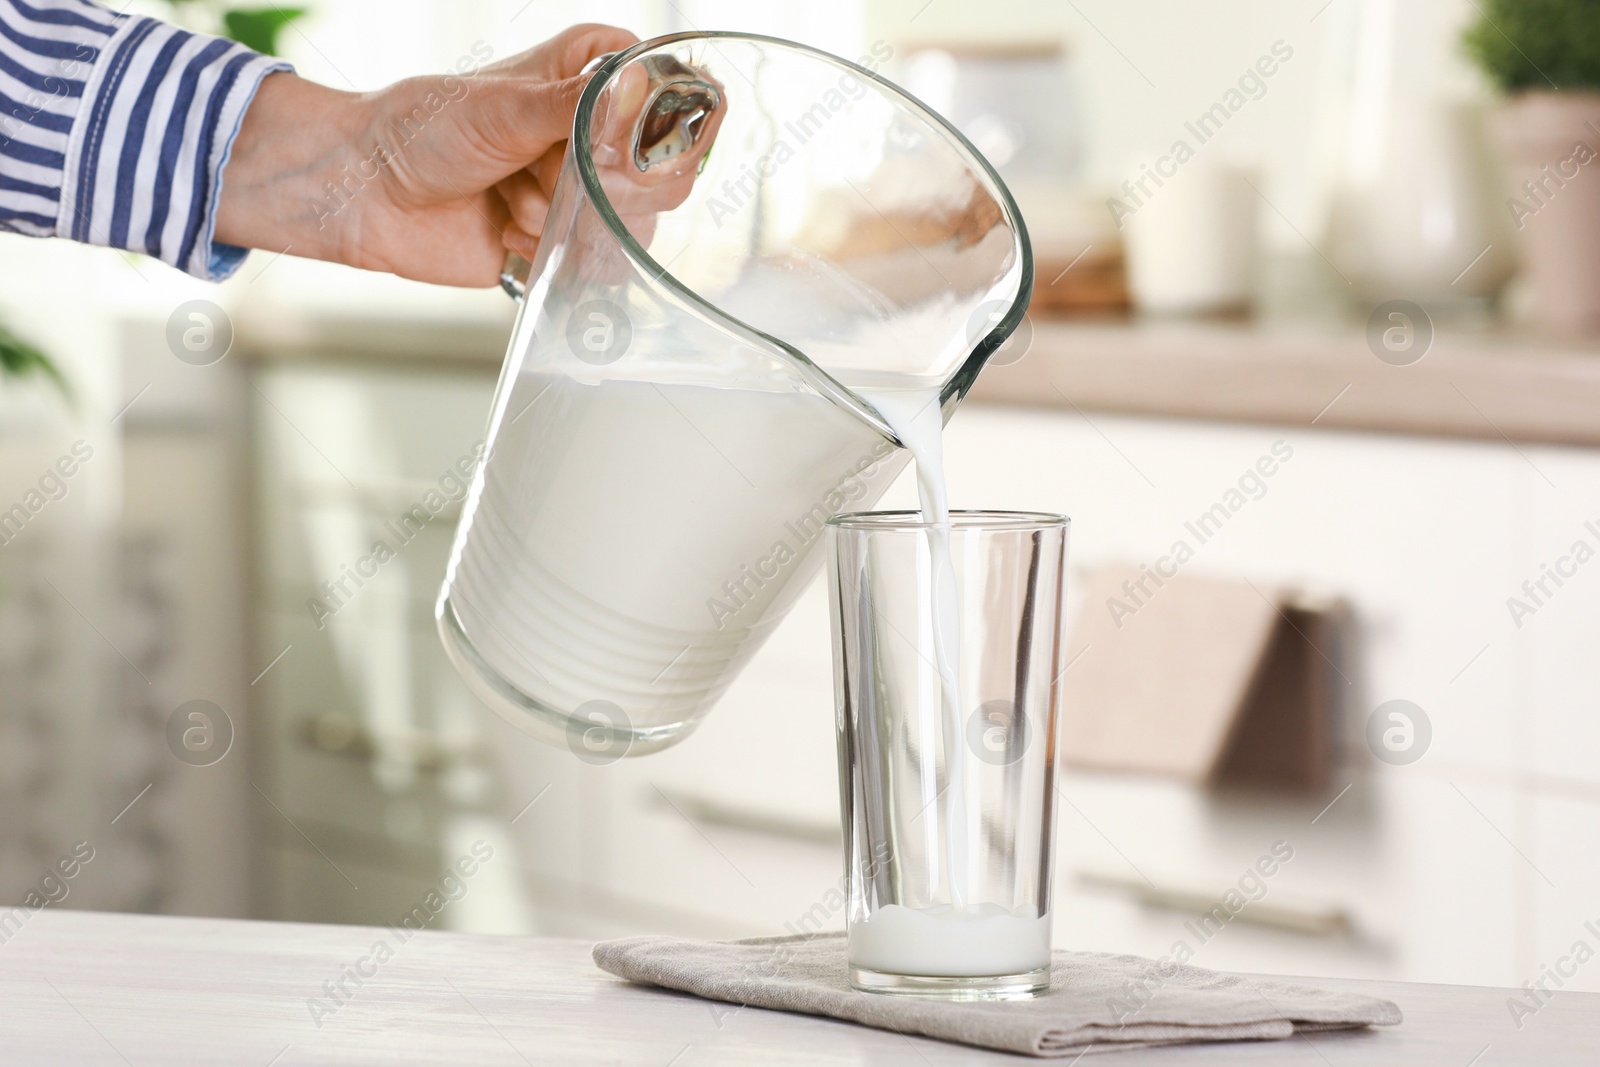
569;31;1034;448
827;509;1069;532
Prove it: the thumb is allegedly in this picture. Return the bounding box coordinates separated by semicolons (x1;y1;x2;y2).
465;71;594;169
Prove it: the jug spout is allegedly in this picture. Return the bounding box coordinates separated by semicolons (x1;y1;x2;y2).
438;32;1032;756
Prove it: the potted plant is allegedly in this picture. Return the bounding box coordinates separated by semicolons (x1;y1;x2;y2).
1466;0;1600;333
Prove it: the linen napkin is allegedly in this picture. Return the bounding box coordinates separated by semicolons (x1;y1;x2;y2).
592;933;1401;1057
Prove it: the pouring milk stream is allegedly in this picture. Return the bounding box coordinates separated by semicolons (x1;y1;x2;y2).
847;386;1053;978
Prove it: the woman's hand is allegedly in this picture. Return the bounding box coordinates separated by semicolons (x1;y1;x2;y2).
216;24;639;286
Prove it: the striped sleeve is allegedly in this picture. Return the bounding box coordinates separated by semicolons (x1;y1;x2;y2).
0;0;290;280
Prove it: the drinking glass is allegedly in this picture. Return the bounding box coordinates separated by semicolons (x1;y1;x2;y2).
828;510;1068;999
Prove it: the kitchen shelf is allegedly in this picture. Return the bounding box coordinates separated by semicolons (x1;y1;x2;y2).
234;309;1600;447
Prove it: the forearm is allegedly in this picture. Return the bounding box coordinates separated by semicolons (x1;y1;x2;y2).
213;72;372;268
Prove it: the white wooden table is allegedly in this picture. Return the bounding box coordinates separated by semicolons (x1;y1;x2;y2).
2;910;1595;1064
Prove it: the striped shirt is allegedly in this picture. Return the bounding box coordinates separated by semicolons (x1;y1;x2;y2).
0;0;289;280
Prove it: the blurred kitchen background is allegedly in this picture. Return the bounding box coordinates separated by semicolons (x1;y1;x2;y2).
5;0;1600;994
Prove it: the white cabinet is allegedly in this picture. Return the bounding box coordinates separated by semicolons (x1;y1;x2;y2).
250;360;533;930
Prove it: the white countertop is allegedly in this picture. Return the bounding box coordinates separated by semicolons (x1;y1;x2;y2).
2;910;1595;1064
971;319;1600;448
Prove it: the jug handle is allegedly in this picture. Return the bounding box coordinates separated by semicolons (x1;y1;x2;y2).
498;49;722;302
499;252;532;302
498;51;618;303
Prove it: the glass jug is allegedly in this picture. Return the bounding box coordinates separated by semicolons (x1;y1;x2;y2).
437;32;1031;756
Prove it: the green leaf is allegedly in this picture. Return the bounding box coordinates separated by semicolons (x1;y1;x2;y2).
221;7;309;57
0;321;72;403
